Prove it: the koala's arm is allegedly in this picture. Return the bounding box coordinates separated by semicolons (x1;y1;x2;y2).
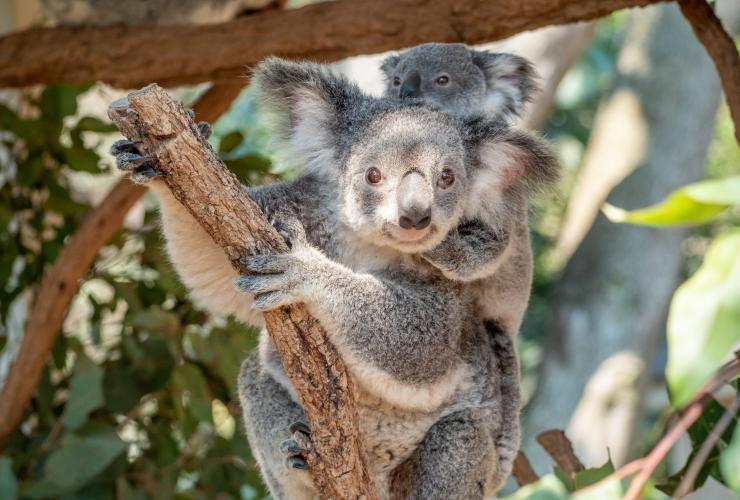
236;248;465;408
422;218;513;283
145;175;320;327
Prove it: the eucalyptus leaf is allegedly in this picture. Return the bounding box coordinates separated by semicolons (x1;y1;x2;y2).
43;427;126;491
0;457;17;500
721;425;740;493
62;356;104;430
603;176;740;226
502;474;569;499
666;230;740;407
573;458;615;490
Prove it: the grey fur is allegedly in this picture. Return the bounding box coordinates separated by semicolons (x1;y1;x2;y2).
113;57;541;498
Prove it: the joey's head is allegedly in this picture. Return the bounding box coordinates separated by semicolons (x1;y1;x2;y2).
380;43;537;120
253;57;557;254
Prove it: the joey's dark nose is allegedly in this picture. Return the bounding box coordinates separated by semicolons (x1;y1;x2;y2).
399;208;432;230
399;72;422;98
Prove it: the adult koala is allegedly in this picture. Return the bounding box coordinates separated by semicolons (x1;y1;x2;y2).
113;57;557;499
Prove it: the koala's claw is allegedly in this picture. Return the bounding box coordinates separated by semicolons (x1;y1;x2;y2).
286;456;309;470
289;421;311;435
116;152;151;172
131;165;163;183
197;121;212;140
280;421;312;471
110;139;142;156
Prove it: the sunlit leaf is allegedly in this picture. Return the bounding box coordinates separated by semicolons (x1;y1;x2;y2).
502;473;569;499
666;230;740;407
721;424;740;493
62;355;104;430
603;176;740;226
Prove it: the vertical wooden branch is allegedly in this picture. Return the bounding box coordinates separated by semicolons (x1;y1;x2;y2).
107;84;377;500
678;0;740;144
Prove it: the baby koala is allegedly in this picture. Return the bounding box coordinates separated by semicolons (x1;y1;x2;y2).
381;43;555;337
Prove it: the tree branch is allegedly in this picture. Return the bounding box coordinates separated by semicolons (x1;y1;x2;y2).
0;0;667;89
107;84;377;499
678;0;740;144
0;81;243;449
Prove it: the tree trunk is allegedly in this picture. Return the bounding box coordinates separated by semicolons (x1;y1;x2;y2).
523;3;721;471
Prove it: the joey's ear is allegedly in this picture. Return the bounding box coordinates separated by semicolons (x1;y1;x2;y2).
252;57;362;164
470;51;538;118
473;123;559;194
380;53;401;79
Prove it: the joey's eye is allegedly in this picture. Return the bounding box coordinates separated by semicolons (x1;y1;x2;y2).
392;76;401;86
366;167;382;185
435;75;450;86
437;168;455;189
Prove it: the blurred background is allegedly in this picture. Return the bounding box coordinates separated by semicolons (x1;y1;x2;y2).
0;0;739;498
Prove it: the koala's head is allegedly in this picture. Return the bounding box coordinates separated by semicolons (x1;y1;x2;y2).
380;43;537;119
254;57;556;254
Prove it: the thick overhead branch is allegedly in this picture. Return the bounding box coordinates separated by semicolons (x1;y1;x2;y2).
678;0;740;144
0;82;243;449
107;85;377;500
0;0;667;89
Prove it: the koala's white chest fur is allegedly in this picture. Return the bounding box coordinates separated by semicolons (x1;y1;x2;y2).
355;390;440;493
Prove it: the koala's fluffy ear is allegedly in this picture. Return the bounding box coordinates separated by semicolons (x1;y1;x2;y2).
252;57;362;169
469;120;559;196
470;51;538;119
380;53;401;78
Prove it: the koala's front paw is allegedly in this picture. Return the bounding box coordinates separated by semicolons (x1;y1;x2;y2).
110;140;162;184
234;249;315;311
280;421;312;471
422;229;460;271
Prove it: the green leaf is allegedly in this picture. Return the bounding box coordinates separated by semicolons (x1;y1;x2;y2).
40;84;90;124
218;131;244;153
74;116;118;133
666;230;740;407
42;426;126;492
502;474;569;499
62;356;104;430
224;154;271;183
603;176;740;227
572;476;621;499
0;457;17;500
63;146;101;173
573;458;615;490
721;424;740;493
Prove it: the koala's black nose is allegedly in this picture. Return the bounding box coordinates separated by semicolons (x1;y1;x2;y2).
399;72;422;98
399;208;432;230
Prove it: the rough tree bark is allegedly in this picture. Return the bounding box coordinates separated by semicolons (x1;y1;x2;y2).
0;0;667;88
107;85;377;500
0;81;244;449
523;3;722;471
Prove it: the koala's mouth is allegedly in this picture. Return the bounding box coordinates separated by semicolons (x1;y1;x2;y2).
382;223;439;251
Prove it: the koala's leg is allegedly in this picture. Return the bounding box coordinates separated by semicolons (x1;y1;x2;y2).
422;219;512;282
238;354;317;500
389;409;496;500
487;322;521;491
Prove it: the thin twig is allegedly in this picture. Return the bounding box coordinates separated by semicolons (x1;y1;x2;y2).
675;391;740;497
623;357;740;500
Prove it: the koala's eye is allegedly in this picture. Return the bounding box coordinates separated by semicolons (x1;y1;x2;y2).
437;168;455;189
435;75;450;86
366;167;383;185
392;76;401;86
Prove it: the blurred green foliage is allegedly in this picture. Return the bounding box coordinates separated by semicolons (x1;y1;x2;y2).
0;86;270;499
